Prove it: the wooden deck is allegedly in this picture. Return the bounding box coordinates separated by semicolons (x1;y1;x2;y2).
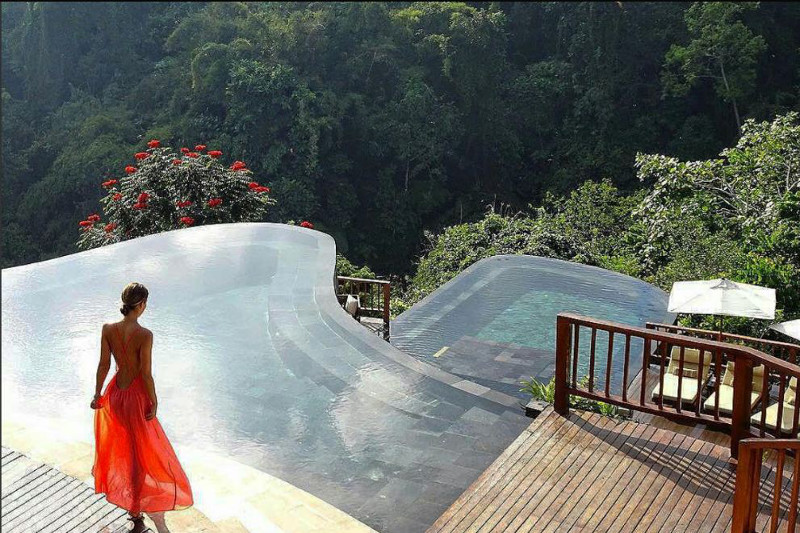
1;446;152;533
427;408;798;533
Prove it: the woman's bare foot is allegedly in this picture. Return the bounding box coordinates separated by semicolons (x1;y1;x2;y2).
146;511;171;533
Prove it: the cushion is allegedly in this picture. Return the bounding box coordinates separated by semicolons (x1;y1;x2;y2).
671;366;698;379
345;295;359;317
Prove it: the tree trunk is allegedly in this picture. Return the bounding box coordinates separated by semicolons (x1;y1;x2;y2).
719;59;742;133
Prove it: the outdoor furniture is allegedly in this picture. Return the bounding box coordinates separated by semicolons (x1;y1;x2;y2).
703;361;765;415
750;376;797;433
344;294;360;320
651;346;712;405
771;319;800;342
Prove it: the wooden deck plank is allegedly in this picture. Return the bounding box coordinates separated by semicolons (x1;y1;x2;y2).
502;415;617;532
637;438;716;532
518;416;634;532
428;407;794;533
616;429;708;533
567;423;660;531
431;409;562;533
605;430;692;533
469;413;600;532
5;479;87;532
77;505;129;533
2;473;73;524
450;410;583;533
668;441;736;533
1;447;153;533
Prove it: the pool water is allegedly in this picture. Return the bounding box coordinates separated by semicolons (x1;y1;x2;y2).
391;255;674;398
1;223;531;533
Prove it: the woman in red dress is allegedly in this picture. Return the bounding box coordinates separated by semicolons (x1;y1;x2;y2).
91;282;193;533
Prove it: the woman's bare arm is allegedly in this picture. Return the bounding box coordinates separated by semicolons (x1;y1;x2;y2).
140;330;158;414
94;324;112;397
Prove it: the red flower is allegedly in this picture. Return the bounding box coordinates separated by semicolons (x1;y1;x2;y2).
125;165;137;174
300;220;314;229
87;213;101;222
132;202;147;210
176;200;193;208
179;216;195;226
195;144;206;151
104;222;117;233
113;193;123;201
138;192;149;203
208;150;222;158
147;139;161;148
172;159;182;165
79;220;93;227
253;186;270;193
248;182;260;190
186;152;199;158
230;160;247;171
207;198;222;207
181;147;190;154
102;179;118;188
134;152;149;160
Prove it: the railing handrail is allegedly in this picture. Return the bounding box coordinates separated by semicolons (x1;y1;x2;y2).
561;313;800;378
647;321;800;354
739;438;800;451
554;313;800;459
336;275;390;285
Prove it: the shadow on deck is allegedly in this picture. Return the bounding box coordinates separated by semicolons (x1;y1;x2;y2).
428;407;797;533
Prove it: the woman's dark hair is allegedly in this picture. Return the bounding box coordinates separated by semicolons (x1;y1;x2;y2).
120;282;149;316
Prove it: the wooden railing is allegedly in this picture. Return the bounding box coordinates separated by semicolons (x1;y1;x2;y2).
646;322;799;364
731;439;799;533
336;276;391;340
554;313;800;457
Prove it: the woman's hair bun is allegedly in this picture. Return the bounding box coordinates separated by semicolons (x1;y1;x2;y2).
119;282;149;316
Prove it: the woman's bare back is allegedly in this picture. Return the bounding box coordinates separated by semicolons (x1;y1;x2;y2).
107;321;150;390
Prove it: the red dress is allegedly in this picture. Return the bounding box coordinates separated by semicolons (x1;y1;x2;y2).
92;323;193;514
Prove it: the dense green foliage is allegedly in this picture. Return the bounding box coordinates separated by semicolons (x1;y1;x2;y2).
400;113;800;336
4;2;800;271
75;141;275;248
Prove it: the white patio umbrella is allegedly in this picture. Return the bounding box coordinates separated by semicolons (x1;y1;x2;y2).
668;278;776;336
771;319;800;342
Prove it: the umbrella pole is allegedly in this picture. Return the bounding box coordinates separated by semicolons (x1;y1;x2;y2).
718;315;723;342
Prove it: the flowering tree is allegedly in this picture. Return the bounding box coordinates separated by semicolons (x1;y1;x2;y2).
76;140;276;249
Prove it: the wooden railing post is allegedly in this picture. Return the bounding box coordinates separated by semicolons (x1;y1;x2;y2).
731;356;754;459
554;315;572;416
731;442;754;533
382;282;391;341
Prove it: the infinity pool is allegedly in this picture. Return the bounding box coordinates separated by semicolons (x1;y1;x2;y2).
1;223;529;533
391;255;674;399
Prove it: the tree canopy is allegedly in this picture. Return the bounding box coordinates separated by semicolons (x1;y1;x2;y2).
3;2;800;275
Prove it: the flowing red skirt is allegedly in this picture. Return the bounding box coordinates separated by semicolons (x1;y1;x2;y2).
93;374;193;514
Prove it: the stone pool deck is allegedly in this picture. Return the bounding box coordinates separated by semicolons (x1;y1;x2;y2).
425;336;556;400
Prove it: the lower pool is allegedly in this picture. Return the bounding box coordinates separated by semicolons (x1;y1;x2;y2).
391;255;675;398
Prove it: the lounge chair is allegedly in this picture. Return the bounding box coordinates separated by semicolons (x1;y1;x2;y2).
702;361;765;415
750;376;797;434
651;346;712;405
